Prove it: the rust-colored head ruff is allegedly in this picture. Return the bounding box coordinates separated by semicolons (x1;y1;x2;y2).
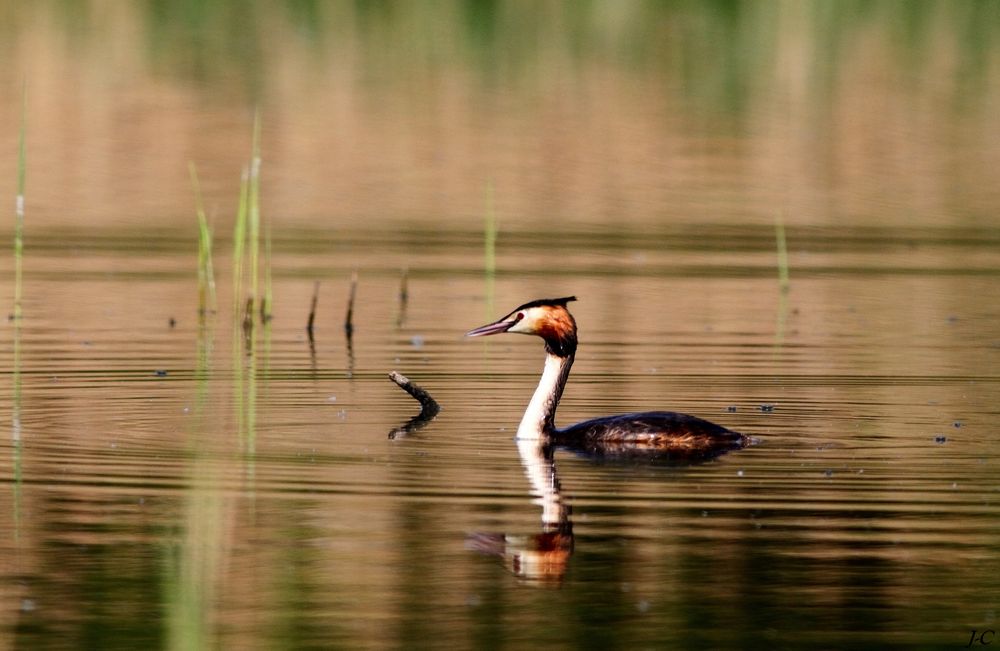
466;296;579;357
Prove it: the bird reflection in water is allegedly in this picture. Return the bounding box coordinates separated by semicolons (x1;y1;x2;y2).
466;439;573;584
468;438;742;584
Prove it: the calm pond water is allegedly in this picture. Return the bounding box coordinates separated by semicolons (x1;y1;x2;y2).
1;3;999;650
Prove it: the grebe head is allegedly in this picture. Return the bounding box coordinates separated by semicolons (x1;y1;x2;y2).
466;296;578;357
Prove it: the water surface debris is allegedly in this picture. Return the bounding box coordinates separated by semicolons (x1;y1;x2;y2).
388;371;441;439
344;271;358;335
242;297;254;335
389;371;440;415
306;281;320;342
396;267;409;327
399;267;409;305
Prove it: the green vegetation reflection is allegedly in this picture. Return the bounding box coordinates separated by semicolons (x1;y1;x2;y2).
47;2;989;116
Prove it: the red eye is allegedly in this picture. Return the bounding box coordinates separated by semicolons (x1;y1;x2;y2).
514;312;525;322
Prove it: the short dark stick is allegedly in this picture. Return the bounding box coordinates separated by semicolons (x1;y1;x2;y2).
306;281;320;342
344;271;358;335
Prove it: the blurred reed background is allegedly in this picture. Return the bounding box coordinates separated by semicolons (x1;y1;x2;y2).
0;1;995;232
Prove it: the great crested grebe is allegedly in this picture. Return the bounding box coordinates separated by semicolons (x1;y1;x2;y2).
466;297;749;457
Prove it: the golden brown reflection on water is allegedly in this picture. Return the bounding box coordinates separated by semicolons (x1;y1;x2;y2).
0;2;999;649
1;242;998;648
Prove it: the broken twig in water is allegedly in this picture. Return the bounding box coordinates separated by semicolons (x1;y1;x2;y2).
396;267;409;327
306;281;320;342
242;297;254;334
344;271;358;336
388;371;441;439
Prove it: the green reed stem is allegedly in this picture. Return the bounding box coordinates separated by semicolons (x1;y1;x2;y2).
12;82;26;536
14;83;26;323
773;214;790;351
164;458;225;651
189;162;217;316
775;214;790;293
261;221;272;323
245;324;257;464
166;304;221;651
248;110;262;320
232;167;249;317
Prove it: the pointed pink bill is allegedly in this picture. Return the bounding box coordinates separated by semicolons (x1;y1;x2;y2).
465;318;516;337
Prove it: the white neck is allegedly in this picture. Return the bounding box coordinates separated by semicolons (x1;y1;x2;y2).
516;352;573;440
516;438;566;526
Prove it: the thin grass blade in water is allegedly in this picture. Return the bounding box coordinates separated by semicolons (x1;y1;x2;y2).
232;166;250;318
248;109;262;319
775;214;790;293
189;162;217;316
12;81;27;534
